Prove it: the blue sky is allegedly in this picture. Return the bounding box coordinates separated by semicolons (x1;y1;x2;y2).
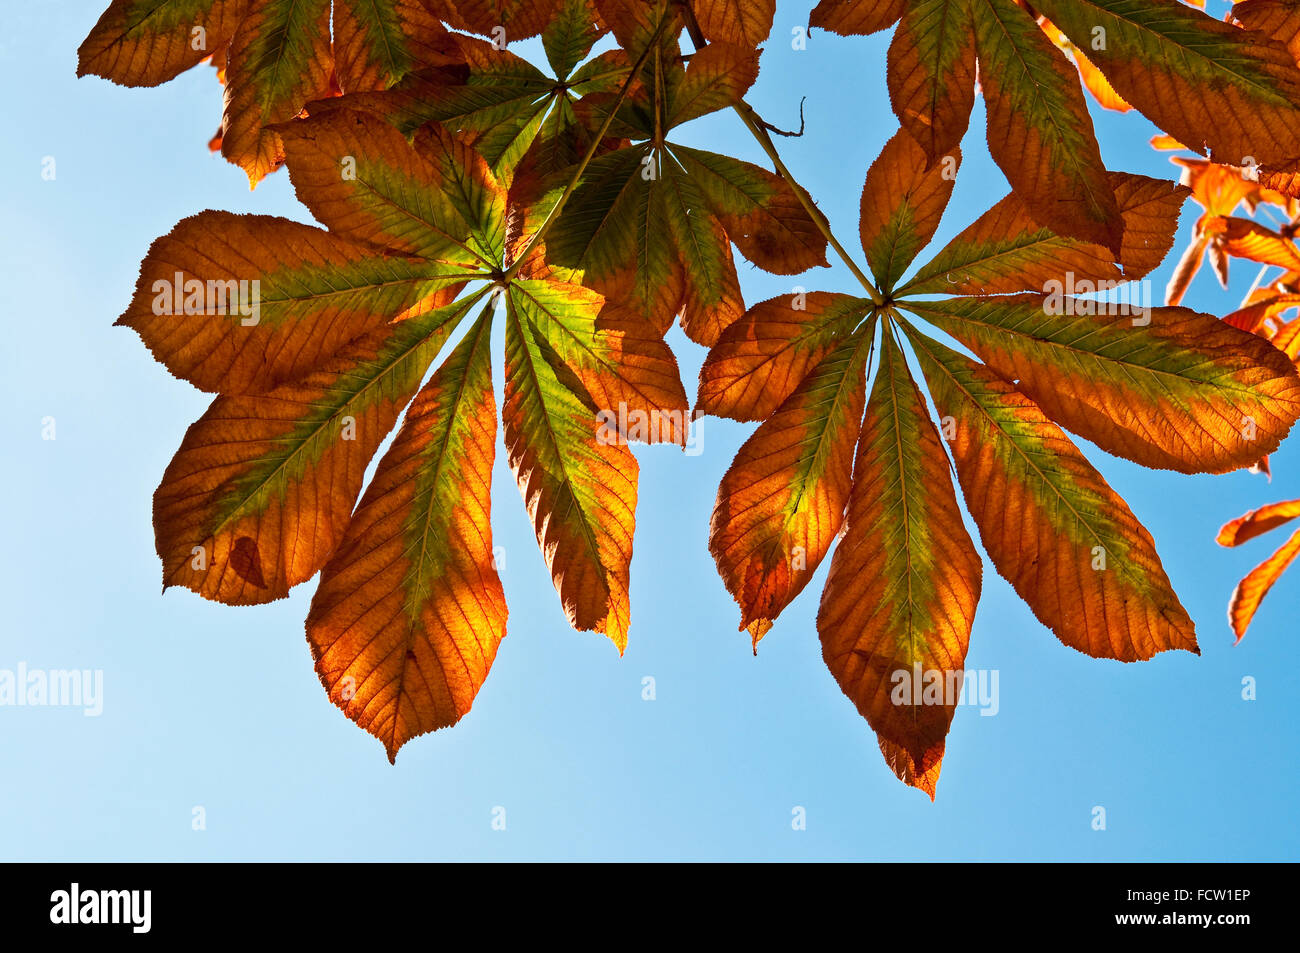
0;0;1295;860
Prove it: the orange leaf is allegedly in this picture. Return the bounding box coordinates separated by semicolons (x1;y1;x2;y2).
972;0;1124;254
878;737;944;799
666;41;760;127
904;326;1199;660
1272;315;1300;358
1037;0;1300;176
331;0;454;92
1233;0;1300;72
1038;15;1131;111
77;0;250;87
116;211;468;394
809;0;906;36
504;284;638;651
711;331;872;647
887;0;977;163
696;292;872;421
1073;46;1132;112
1224;293;1300;334
1174;158;1263;218
1217;498;1300;546
1209;216;1300;271
306;307;506;762
678;147;831;277
904;172;1186;297
220;0;334;186
818;330;981;797
859;130;958;293
1227;527;1300;639
511;280;691;445
277;110;506;267
426;0;562;40
154;298;473;604
909;295;1300;474
692;0;776;47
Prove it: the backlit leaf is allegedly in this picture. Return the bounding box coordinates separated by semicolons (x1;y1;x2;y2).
77;0;249;86
79;0;479;183
1227;526;1300;639
810;0;906;36
665;41;759;128
859;130;959;293
818;330;981;797
537;139;824;343
903;173;1187;297
903;325;1199;661
509;279;691;444
1035;0;1300;173
696;292;872;421
504;283;639;651
693;0;777;47
1225;293;1300;334
220;0;334;186
710;329;872;647
1208;216;1300;271
332;0;452;92
425;0;561;40
886;0;977;163
116;211;471;395
971;0;1124;253
1041;17;1132;112
674;146;830;275
155;296;477;603
543;0;608;78
907;294;1300;473
592;0;682;56
1218;498;1300;546
277;109;506;267
306;306;506;762
1234;0;1300;66
310;31;627;183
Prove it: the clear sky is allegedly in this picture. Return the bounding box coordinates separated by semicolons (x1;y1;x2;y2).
0;0;1295;861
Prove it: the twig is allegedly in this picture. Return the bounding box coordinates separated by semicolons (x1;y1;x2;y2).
760;97;806;138
675;1;882;305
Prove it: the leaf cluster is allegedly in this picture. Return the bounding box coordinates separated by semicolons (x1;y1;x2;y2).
80;0;1300;792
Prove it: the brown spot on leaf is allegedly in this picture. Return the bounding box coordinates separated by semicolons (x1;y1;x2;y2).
230;536;267;589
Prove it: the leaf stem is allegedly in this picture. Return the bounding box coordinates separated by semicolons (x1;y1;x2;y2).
504;16;668;282
733;102;882;304
675;1;883;305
